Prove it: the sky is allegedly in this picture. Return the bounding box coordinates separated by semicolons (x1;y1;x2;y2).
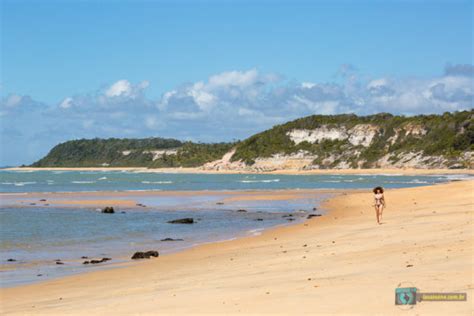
0;0;473;166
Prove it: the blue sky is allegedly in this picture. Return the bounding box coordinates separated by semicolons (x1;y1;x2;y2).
1;0;473;166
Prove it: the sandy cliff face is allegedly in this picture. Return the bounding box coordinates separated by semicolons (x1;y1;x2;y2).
287;124;379;147
203;121;473;171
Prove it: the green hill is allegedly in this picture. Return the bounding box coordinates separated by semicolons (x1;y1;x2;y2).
30;110;473;169
230;110;473;169
31;138;234;168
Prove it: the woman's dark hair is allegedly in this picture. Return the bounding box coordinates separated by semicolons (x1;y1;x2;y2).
373;186;384;194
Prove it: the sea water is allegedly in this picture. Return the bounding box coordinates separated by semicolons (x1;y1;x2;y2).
0;170;471;287
0;170;469;193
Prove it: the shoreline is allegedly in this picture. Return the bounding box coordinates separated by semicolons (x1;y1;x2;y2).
1;180;472;314
0;189;333;288
4;166;474;175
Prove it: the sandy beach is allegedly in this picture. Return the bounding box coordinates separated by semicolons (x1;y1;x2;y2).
0;180;472;314
6;166;474;176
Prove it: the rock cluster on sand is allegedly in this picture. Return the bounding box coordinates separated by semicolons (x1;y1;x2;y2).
101;207;115;214
131;251;159;259
167;218;194;224
307;214;322;219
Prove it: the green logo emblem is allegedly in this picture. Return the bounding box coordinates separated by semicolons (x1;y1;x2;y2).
395;287;417;305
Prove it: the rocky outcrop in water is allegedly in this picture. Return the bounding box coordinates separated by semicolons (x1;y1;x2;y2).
167;218;194;224
131;250;159;259
83;257;111;265
101;206;115;214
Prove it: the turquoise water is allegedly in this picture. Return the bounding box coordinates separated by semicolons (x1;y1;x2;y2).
0;170;471;287
0;170;470;193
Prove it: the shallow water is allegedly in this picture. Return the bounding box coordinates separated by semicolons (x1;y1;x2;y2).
0;192;327;287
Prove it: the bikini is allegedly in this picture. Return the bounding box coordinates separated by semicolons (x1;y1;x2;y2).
374;193;383;206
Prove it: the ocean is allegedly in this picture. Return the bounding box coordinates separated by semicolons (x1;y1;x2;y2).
0;170;469;193
0;170;471;287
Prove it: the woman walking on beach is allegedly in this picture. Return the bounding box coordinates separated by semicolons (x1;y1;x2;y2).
373;186;385;224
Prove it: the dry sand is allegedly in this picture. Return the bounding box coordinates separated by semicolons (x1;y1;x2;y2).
0;180;472;315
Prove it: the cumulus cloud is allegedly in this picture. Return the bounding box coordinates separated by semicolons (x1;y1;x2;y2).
57;79;152;111
1;94;42;109
59;97;73;109
1;64;473;166
104;79;150;98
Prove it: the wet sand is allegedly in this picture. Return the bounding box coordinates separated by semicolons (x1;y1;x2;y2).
0;189;339;209
0;180;472;315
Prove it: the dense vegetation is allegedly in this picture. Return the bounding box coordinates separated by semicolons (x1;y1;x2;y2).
231;111;474;168
31;137;234;168
31;110;473;169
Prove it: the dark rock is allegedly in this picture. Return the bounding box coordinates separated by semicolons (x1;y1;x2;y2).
7;258;16;262
131;250;160;260
40;199;47;202
136;203;146;207
216;202;224;205
287;218;295;221
81;256;88;259
131;252;147;259
312;207;317;211
56;261;64;265
37;274;43;277
307;214;322;219
84;257;111;264
282;214;293;218
30;203;36;206
161;238;184;242
145;251;159;258
236;209;247;213
167;218;194;224
255;218;264;221
101;206;115;214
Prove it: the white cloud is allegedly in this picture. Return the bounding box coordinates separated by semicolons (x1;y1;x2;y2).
103;79;149;99
105;80;132;98
59;97;73;109
301;82;316;89
208;69;259;88
2;64;472;166
367;78;388;89
4;94;23;107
